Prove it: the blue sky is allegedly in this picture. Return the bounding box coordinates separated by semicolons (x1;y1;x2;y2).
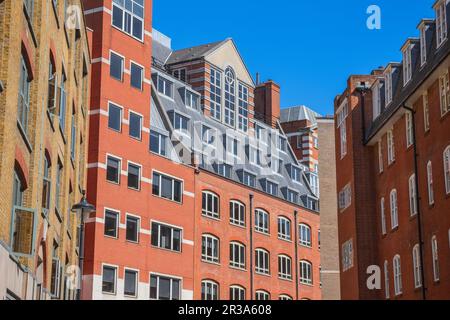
153;0;436;115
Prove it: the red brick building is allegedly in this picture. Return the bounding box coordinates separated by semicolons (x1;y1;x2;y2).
335;0;450;300
81;0;321;300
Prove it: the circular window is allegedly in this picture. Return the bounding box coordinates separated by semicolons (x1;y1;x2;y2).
225;67;235;85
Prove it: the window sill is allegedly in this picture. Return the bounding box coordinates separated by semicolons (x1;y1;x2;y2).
230;223;247;230
390;226;399;233
201;260;221;267
278;237;292;243
152;194;183;205
254;230;270;237
229;266;247;272
104;235;119;240
151;246;182;254
278;277;293;283
255;272;271;278
202;214;221;222
299;244;313;249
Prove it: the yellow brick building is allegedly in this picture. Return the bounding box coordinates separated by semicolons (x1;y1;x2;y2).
0;0;91;300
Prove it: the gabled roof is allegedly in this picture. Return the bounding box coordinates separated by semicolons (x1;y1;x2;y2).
166;39;228;65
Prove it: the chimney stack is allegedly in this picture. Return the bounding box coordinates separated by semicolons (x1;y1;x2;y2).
254;80;281;128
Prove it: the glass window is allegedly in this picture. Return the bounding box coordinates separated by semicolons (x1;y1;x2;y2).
127;163;141;190
201;280;219;300
300;260;313;285
278;255;292;280
106;156;121;184
229;242;245;270
229;286;245;300
278;217;291;241
42;156;51;212
104;210;119;238
152;172;182;203
432;236;440;282
102;265;117;294
230;201;245;227
126;215;140;243
390;189;398;229
150;130;167;156
151;222;182;252
202;234;220;264
129;112;142;140
110;52;124;81
124;269;138;297
255;249;270;275
255;209;269;234
412;244;422;289
150;275;180;300
210;68;222;121
202;191;219;219
130;62;143;90
299;224;312;247
224;67;236;127
444;146;450;194
238;83;248;132
157;76;173;98
112;0;144;41
255;290;270;300
108;103;122;132
243;171;256;188
393;255;402;296
185;90;199;109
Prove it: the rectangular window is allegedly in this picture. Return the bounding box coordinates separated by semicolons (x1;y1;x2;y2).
420;26;427;66
102;265;117;294
432;237;440;282
373;82;381;120
385;70;393;105
150;130;167;156
427;162;435;205
402;45;413;86
124;269;138;297
59;71;67;133
435;1;448;48
106;156;121;184
151;222;182;252
263;180;278;196
210;68;222;120
129;111;142;140
387;129;395;164
342;239;354;272
202;125;215;145
255;209;269;235
171;112;188;131
278;217;291;241
202;191;220;219
409;174;418;216
230;201;245;227
185;90;199;109
423;93;430;132
150;275;181;300
112;0;144;41
50;241;61;298
110;52;124;81
243;171;256;188
157;76;173;98
216;163;232;178
126;215;140;243
173;69;186;82
108;103;122;132
338;184;352;212
152;172;183;203
104;210;119;238
130;62;143;90
439;72;450;116
202;235;220;263
127;163;141;190
255;249;270;275
238;83;249;132
405;111;413;148
55;161;63;215
378;141;384;173
278;136;287;152
339;118;347;158
70;109;76;160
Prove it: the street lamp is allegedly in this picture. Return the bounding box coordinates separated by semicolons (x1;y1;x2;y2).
71;190;95;300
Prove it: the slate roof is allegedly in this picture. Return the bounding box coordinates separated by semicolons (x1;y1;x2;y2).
280;105;322;124
166;40;228;65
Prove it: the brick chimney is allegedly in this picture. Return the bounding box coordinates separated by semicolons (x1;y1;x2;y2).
254;80;281;128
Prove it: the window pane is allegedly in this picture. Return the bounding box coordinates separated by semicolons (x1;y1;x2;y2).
126;216;139;242
159;277;171;300
102;266;116;293
110;53;123;81
106;157;120;183
129;112;142;139
108;104;122;131
130;63;143;89
128;164;140;190
104;211;118;237
124;270;137;296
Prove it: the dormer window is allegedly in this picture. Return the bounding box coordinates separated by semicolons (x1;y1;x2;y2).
171;112;189;131
202;125;215;145
385;69;393;106
288;164;302;184
278;136;287;152
372;81;382;120
420;25;428;66
435;0;448;48
261;179;278;196
402;44;413;86
157;76;173;98
173;69;186;82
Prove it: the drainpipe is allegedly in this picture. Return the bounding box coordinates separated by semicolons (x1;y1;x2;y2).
294;210;299;300
249;193;254;299
355;83;370;143
402;105;427;300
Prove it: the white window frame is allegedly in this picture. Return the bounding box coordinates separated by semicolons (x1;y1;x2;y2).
210;68;222;121
229;285;246;300
202;191;220;219
255;248;270;275
341;239;353;272
439;71;450;116
390;189;399;230
130;61;144;90
387;129;395;164
109;50;124;82
427;161;435;205
402;44;413;86
150;273;182;300
408;174;417;216
238;82;249;133
385;68;393;106
202;234;220;264
405;111;413;148
108;102;123;133
255;290;270;300
104;208;120;239
111;0;145;42
128;110;143;141
381;198;387;236
384;261;390;299
102;264;118;295
299;260;313;285
230;200;245;227
127;161;142;191
444;146;450;194
277;216;291;241
435;0;448;48
255;209;269;235
393;255;402;296
338;183;352;212
432;236;440;282
151;221;182;252
157;75;174;98
278;255;292;280
125;213;140;244
378;140;384;173
420;25;427;66
201;280;219;300
229;242;246;270
123;268;139;298
299;223;312;247
412;244;422;289
423;93;430;132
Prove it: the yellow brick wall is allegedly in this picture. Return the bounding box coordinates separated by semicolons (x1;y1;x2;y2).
0;0;91;300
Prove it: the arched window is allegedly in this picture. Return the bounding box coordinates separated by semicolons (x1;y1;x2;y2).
202;234;220;264
444;146;450;194
393;255;402;296
390;189;398;229
431;236;440;282
42;154;52;212
229;241;246;270
299;223;312;247
278;216;291;241
412;244;422;288
255;209;269;234
230;200;245;227
255;290;270;300
201;280;219;300
255;248;270;275
278;255;292;280
279;294;293;300
299;260;313;285
18;55;32;134
229;285;246;300
202;191;220;219
384;260;390;299
224;67;236;127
